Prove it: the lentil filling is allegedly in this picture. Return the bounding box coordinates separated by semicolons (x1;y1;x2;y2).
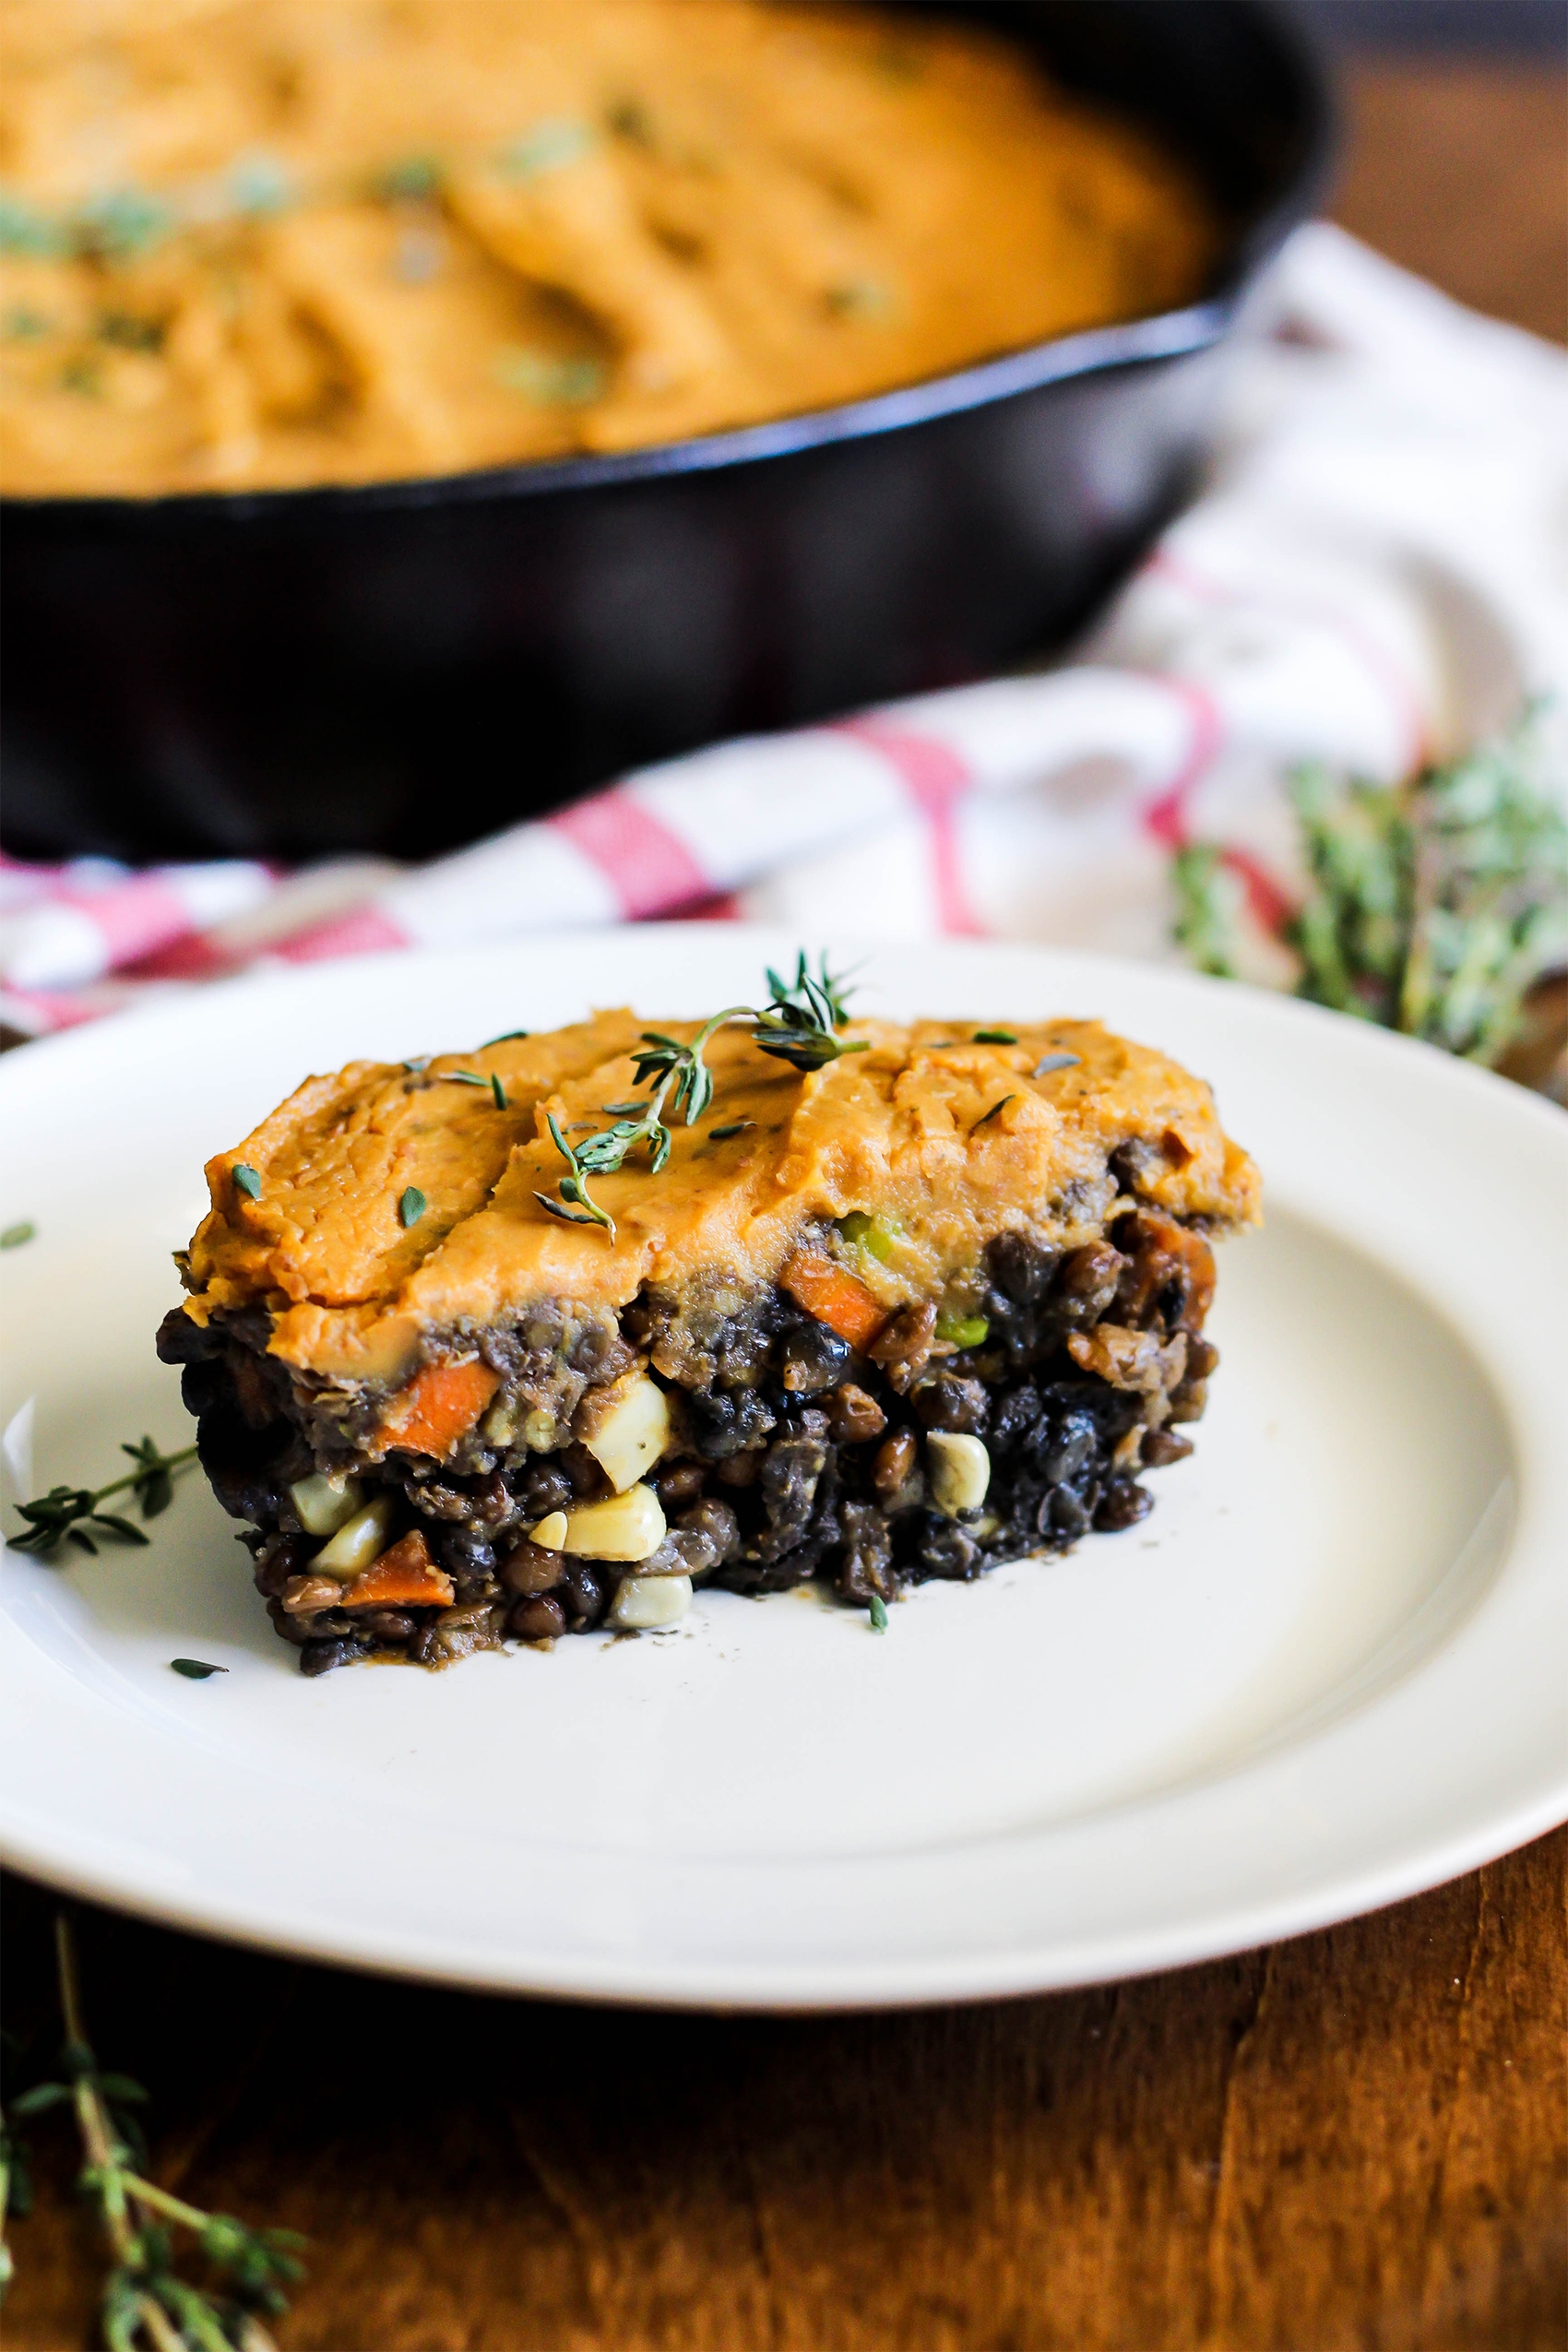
159;1213;1218;1671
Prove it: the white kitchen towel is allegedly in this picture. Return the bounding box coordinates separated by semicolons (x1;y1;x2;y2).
4;222;1563;1037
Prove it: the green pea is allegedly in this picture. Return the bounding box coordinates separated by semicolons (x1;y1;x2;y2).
837;1210;901;1264
934;1310;990;1350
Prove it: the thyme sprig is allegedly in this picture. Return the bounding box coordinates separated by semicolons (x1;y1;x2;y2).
1171;845;1247;983
7;1437;198;1559
1;2038;31;2304
1172;714;1568;1072
535;954;866;1240
758;952;863;1056
9;1914;303;2350
534;1006;747;1237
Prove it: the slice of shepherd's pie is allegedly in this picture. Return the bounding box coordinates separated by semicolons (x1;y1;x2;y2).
158;962;1260;1672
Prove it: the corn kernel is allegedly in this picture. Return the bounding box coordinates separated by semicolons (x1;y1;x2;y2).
560;1482;667;1562
289;1471;364;1538
312;1493;398;1578
925;1431;990;1519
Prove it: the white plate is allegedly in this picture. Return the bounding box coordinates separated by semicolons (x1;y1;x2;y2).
2;928;1564;2009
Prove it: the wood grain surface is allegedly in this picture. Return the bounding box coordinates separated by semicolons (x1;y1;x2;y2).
4;55;1566;2352
3;1832;1565;2352
1332;60;1568;344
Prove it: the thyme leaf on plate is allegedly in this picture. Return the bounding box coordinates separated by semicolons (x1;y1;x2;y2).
170;1658;227;1680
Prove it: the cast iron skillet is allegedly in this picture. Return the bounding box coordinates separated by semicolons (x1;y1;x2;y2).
1;0;1331;862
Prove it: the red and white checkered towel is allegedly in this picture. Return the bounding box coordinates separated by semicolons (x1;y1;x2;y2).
5;226;1564;1039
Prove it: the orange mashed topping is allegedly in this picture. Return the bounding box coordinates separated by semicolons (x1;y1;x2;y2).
0;0;1216;494
177;1009;1260;1385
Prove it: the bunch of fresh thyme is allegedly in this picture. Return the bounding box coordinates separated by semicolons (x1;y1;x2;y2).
536;953;866;1240
1172;714;1568;1074
2;1914;303;2349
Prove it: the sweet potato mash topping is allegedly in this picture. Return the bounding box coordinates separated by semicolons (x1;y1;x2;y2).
0;0;1216;495
178;1009;1259;1386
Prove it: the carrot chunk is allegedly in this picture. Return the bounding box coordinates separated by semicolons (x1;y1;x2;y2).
780;1250;887;1351
375;1357;499;1460
339;1529;455;1610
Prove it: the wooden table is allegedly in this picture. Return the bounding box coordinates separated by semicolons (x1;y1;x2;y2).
5;57;1565;2352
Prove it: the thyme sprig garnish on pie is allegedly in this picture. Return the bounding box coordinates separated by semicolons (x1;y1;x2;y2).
751;951;870;1069
536;954;867;1240
6;1436;198;1558
412;1063;510;1108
